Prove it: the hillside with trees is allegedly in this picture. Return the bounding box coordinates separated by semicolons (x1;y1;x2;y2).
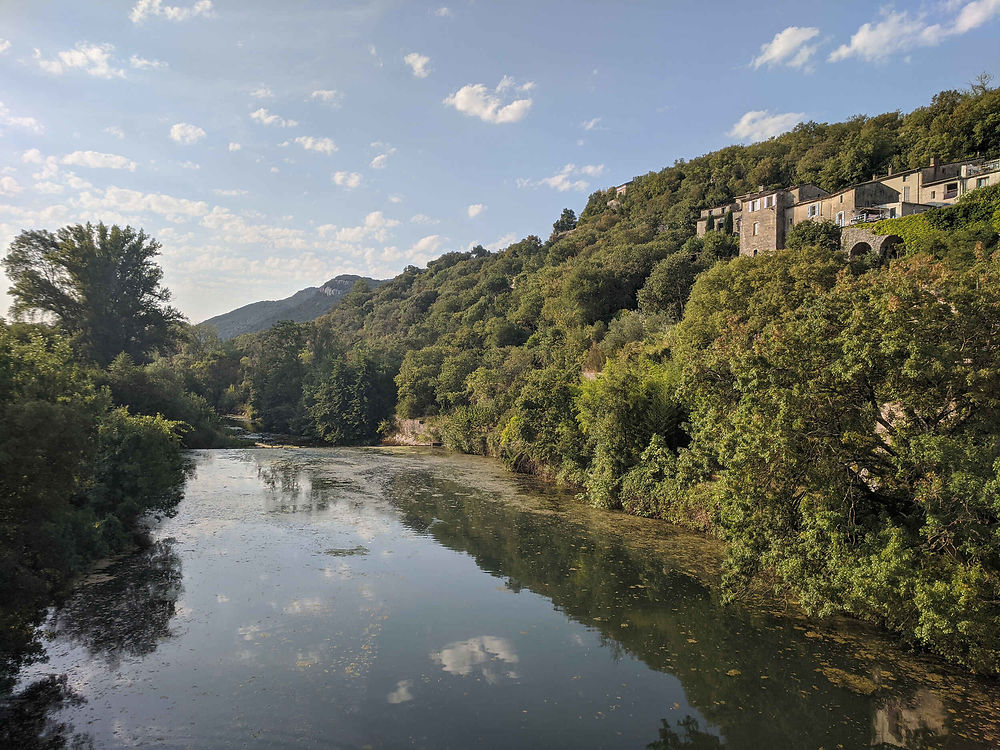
168;80;1000;672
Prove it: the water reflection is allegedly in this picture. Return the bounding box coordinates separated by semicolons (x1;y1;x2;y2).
5;448;1000;749
0;674;93;750
52;540;182;668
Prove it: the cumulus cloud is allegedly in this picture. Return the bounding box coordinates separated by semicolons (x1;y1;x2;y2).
105;126;125;139
200;206;308;247
434;6;452;16
293;136;337;155
728;110;804;142
370;147;396;169
431;636;519;683
250;85;273;99
130;0;213;23
309;89;343;106
467;203;484;218
751;26;820;70
250;107;298;127
34;42;125;78
519;163;604;192
0;40;11;54
61;150;137;171
444;76;533;124
404;52;431;78
76;185;209;222
410;213;438;225
228;142;242;151
0;102;43;133
582;117;601;131
129;54;168;70
170;122;206;144
332;171;362;189
387;680;413;704
0;176;22;196
319;211;399;244
830;3;1000;62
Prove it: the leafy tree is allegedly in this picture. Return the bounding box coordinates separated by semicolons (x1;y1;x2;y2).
3;223;184;366
552;208;578;233
785;219;842;252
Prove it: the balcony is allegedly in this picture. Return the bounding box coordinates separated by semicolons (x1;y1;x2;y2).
967;158;1000;176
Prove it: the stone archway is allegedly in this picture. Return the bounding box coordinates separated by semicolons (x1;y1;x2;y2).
880;235;903;260
849;241;873;258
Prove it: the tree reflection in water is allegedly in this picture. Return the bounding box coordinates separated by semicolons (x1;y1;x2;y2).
648;716;725;749
52;539;182;667
0;674;93;750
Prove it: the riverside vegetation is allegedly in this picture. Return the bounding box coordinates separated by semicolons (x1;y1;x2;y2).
3;81;1000;681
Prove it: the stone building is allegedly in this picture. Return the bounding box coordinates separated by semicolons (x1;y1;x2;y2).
697;155;1000;258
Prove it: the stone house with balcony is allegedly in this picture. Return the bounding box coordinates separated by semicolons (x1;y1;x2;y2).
696;155;1000;258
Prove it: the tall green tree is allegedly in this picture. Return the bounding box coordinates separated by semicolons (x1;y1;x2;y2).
3;223;183;366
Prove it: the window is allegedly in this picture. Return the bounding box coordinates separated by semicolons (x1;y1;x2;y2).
944;182;958;199
747;198;760;212
903;186;910;202
835;211;845;227
807;204;819;218
763;195;774;209
889;207;897;218
752;222;759;236
839;194;843;203
977;177;989;188
931;191;936;199
902;174;908;182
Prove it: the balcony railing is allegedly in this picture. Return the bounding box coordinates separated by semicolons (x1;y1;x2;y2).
967;158;1000;176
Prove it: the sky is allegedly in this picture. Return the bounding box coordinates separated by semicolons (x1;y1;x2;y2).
1;0;998;322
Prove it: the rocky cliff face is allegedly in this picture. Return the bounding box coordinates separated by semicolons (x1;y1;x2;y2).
200;274;383;340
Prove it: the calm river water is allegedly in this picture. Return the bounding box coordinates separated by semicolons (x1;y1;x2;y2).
9;447;1000;748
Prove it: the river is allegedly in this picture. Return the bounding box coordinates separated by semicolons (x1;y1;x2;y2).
5;447;1000;748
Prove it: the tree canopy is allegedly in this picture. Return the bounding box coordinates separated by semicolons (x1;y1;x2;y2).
3;223;183;366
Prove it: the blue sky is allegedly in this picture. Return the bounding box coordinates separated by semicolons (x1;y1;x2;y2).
1;0;998;321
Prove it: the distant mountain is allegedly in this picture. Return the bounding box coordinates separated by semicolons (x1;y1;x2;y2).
200;274;383;340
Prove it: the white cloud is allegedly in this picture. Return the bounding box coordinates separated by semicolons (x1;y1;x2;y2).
250;85;273;99
129;54;168;70
0;102;43;133
388;194;404;204
293;136;337;155
33;42;125;79
519;163;604;192
830;3;1000;63
582;117;601;131
0;40;11;54
76;185;209;222
404;52;431;78
444;77;533;124
130;0;213;23
0;177;22;196
105;126;125;139
467;203;484;218
321;211;399;244
250;107;298;128
200;206;308;247
34;181;64;195
178;160;200;170
61;150;137;171
728;110;804;142
751;26;820;70
310;89;343;106
170;122;206;144
411;213;438;225
332;171;362;189
213;188;249;196
368;44;383;68
434;6;452;16
370;147;396;169
228;142;242;151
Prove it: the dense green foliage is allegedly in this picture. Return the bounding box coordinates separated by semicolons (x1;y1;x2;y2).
3;223;183;366
202;83;1000;671
0;322;188;689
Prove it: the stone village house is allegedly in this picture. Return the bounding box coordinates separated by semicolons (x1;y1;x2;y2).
695;155;1000;258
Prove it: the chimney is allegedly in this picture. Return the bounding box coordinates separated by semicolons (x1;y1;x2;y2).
887;165;894;176
930;155;938;167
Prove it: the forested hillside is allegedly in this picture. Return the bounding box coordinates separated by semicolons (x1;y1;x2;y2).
169;81;1000;671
